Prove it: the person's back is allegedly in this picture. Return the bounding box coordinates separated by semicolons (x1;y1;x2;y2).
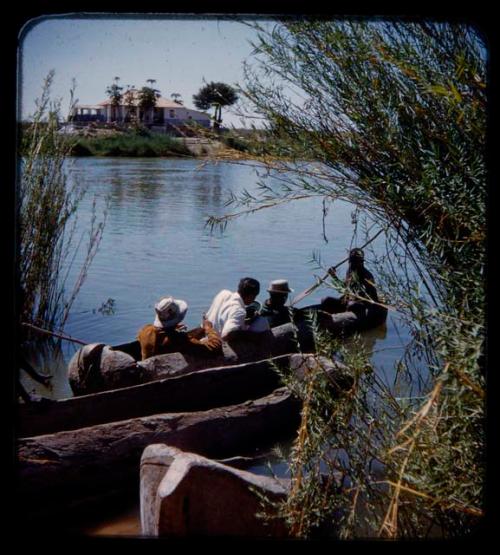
205;289;246;338
137;296;221;360
320;248;379;317
205;277;269;340
344;249;378;303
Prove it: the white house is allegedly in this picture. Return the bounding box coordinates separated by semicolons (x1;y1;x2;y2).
71;90;211;130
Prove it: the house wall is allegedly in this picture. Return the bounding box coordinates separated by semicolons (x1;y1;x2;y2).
74;103;210;126
163;107;210;125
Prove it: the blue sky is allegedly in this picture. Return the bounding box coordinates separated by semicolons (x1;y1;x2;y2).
19;15;264;128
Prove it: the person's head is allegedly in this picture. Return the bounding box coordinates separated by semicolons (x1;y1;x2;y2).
237;277;260;305
348;248;365;269
267;279;293;308
153;297;188;329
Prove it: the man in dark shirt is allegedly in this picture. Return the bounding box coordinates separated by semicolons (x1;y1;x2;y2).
321;248;379;318
343;248;378;303
260;279;295;328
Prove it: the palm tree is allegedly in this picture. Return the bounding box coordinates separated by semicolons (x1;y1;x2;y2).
171;92;183;105
123;85;136;123
192;82;238;129
138;79;160;124
105;76;123;122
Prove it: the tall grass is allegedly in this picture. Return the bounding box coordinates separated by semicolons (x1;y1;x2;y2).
17;71;108;334
209;20;486;538
67;133;192;157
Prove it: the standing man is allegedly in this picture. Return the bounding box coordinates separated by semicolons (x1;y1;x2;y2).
205;277;269;341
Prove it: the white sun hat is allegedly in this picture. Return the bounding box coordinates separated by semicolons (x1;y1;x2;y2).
153;297;188;329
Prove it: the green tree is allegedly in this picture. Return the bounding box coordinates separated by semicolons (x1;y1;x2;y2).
138;79;160;124
192;81;239;129
171;92;183;105
214;20;486;538
123;85;136;123
105;76;123;122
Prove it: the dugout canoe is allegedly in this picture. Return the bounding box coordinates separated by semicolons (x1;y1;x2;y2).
17;354;349;518
17;353;352;438
67;304;387;396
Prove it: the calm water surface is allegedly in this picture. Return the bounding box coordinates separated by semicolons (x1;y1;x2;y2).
21;157;410;399
20;157;412;536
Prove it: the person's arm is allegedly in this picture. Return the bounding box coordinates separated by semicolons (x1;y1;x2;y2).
203;321;222;351
186;320;222;355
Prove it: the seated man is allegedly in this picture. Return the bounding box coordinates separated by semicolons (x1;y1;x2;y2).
260;279;296;328
137;296;221;361
205;277;270;341
321;248;379;318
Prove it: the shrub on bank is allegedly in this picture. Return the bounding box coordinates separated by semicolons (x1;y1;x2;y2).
67;133;192;157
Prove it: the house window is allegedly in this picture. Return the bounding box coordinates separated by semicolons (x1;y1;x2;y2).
169;110;175;118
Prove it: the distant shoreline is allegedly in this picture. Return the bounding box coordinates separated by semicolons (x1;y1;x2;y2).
62;130;252;158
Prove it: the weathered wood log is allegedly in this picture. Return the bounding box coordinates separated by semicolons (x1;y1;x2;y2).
20;353;323;437
67;304;384;396
18;354;353;522
68;321;305;395
18;387;301;517
140;445;289;537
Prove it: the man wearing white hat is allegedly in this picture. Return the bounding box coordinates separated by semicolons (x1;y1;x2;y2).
260;279;296;328
137;296;221;360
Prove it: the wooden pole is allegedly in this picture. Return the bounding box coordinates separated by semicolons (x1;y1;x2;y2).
290;225;388;306
21;322;88;345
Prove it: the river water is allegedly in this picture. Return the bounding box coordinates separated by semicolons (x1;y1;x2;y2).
19;156;412;535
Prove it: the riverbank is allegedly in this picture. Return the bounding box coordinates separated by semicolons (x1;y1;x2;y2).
67;133;194;157
59;126;254;158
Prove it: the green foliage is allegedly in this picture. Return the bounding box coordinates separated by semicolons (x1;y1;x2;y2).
193;81;239;128
18;71;108;333
138;83;160;111
67;133;192;157
105;76;123;106
220;132;250;152
224;20;486;538
106;76;124;121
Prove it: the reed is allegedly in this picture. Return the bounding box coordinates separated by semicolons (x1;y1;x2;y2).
209;20;486;538
17;71;108;335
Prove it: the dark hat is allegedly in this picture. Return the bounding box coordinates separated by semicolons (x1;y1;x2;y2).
267;279;293;294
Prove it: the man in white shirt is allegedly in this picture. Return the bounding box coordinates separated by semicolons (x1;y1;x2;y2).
205;277;269;340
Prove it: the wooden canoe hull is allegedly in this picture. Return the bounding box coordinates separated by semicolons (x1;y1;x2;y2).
18;354;290;438
17;388;301;518
66;306;386;397
17;354;352;521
